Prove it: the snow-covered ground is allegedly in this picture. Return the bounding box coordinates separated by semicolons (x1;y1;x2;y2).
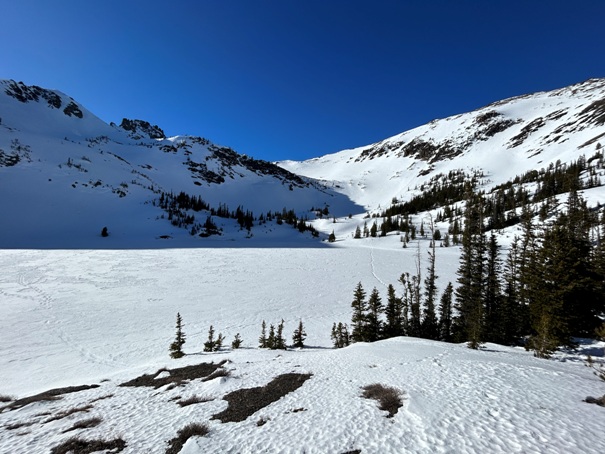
1;243;604;453
2;78;605;453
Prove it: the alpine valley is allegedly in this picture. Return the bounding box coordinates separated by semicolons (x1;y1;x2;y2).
1;79;605;454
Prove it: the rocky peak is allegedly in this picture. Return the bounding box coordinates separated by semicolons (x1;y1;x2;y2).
3;80;62;109
119;118;165;140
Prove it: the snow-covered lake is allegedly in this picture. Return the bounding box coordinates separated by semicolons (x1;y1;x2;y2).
1;244;604;453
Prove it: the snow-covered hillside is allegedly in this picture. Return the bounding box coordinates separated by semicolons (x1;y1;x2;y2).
0;80;359;248
280;78;605;214
2;79;605;453
1;248;604;454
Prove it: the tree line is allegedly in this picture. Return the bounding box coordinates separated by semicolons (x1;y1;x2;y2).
334;187;605;358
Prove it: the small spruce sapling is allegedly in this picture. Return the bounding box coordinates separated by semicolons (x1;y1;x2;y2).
232;333;242;349
215;332;224;351
203;325;216;352
169;312;186;359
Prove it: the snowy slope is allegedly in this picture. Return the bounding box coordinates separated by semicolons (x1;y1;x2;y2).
0;80;359;248
2;79;605;453
0;248;604;453
280;78;605;213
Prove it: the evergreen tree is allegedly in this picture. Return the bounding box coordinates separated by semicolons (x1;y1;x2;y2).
351;282;368;342
384;284;404;338
231;333;242;349
500;237;525;344
354;225;362;239
328;230;336;242
259;320;267;348
370;221;378;238
169;312;186;359
422;222;439;339
274;320;286;350
267;324;276;349
437;283;454;342
454;188;486;349
292;319;307;348
366;287;384;342
203;325;216;352
331;322;350;348
484;232;504;343
215;332;224;351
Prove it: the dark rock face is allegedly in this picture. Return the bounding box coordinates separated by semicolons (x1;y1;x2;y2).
120;118;165;139
63;101;83;118
4;80;62;109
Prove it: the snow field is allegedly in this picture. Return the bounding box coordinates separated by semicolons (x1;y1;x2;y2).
1;246;604;453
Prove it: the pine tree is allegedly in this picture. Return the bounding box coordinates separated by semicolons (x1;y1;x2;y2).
354;225;362;239
501;236;525;345
231;333;242;349
454;188;486;349
370;221;378;238
331;322;350;348
215;332;224;351
328;231;336;242
169;312;186;359
292;319;307;348
484;232;504;343
422;222;439;340
351;282;368;342
259;320;267;348
203;325;216;352
267;324;276;349
366;287;384;342
437;283;454;342
274;320;286;350
384;284;403;338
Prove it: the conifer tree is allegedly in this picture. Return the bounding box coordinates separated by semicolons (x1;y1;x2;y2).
484;232;504;343
437;283;454;342
351;282;368;342
384;284;404;338
422;221;439;339
203;325;216;352
329;231;336;242
259;320;267;348
366;287;384;342
454;188;486;349
169;312;186;359
215;332;224;351
370;221;378;238
267;324;276;349
232;333;242;349
354;225;362;239
331;322;350;348
501;236;525;344
292;319;307;348
274;320;286;350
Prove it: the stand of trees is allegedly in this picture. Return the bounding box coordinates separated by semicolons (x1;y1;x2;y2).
335;188;605;358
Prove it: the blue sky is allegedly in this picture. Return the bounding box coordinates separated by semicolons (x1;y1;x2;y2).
2;1;605;161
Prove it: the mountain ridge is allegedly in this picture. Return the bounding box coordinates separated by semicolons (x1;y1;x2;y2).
2;77;605;248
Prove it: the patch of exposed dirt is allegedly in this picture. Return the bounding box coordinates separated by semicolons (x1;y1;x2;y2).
212;373;312;423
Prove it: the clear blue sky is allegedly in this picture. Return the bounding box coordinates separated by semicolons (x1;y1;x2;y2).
2;1;605;161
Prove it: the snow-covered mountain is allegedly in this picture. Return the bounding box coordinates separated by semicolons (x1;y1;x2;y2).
280;78;605;214
0;80;359;248
2;79;605;453
2;78;605;248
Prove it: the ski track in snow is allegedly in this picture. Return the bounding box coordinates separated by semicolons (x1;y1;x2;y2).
369;246;389;289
